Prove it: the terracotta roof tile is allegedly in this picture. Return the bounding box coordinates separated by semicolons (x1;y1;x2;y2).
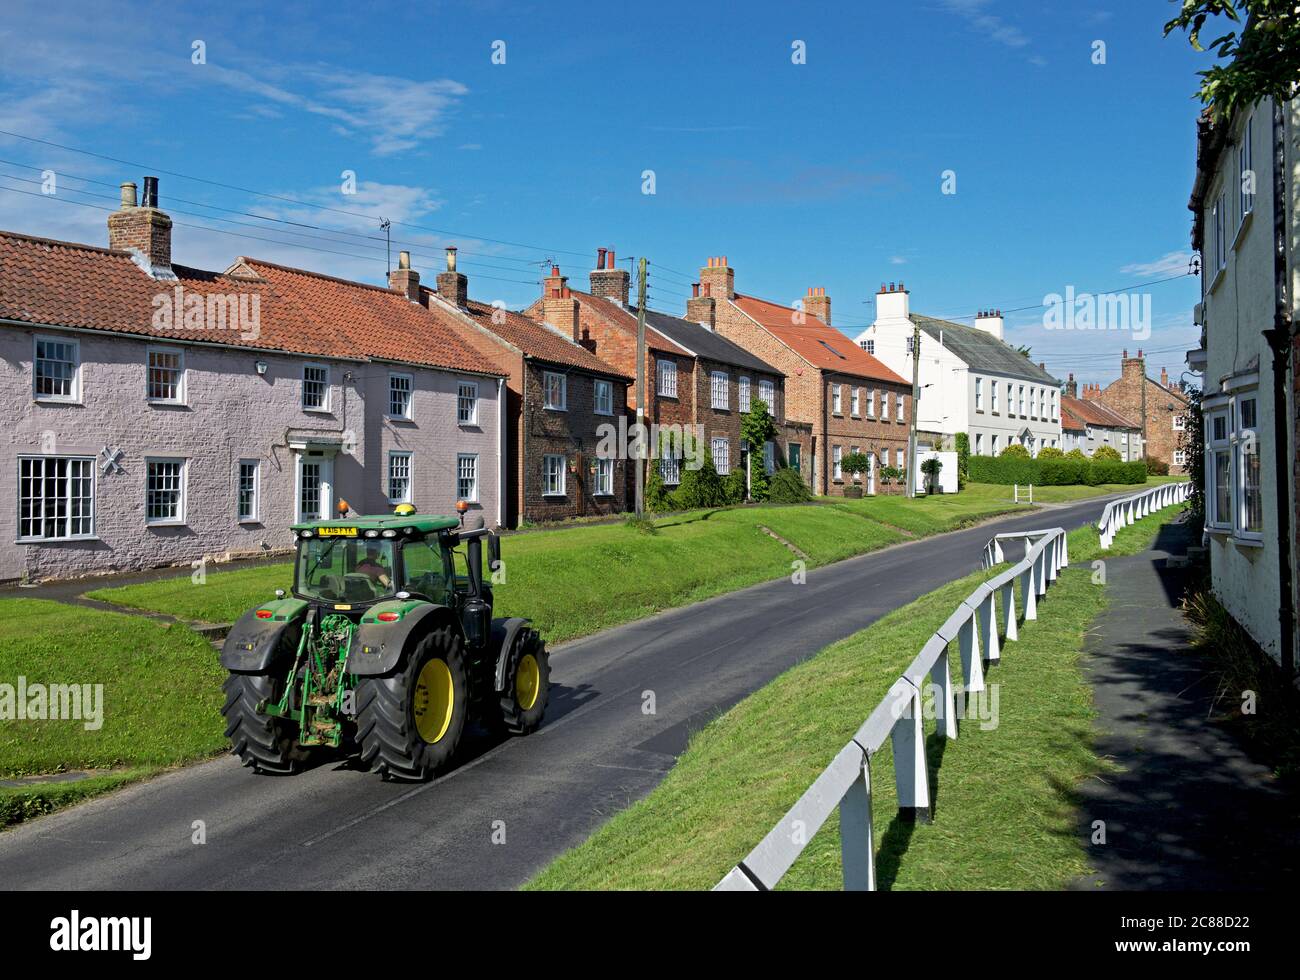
569;291;692;357
458;296;632;379
1062;395;1139;430
732;293;907;384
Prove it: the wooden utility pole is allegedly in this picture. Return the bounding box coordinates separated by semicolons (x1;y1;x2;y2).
906;320;921;498
635;257;648;518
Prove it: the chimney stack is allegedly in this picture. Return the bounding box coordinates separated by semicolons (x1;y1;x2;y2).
699;256;735;302
589;246;630;305
389;249;423;303
973;308;1005;342
1065;373;1078;399
108;175;175;279
436;245;468;308
873;279;910;323
686;280;716;328
804;286;831;325
1160;366;1169;387
541;265;579;339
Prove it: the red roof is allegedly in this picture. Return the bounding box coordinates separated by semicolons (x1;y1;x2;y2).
456;295;632;379
568;291;692;357
0;230;502;376
1060;401;1088;433
731;294;906;384
1062;395;1139;430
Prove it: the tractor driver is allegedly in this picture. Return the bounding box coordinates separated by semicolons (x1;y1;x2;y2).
355;544;392;590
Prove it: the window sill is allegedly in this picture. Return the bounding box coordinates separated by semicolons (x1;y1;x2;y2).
544;406;567;412
592;492;614;498
542;493;567;499
1231;534;1265;550
1208;265;1226;295
147;399;189;408
146;520;188;529
33;397;81;406
16;535;100;545
302;407;332;415
238;519;262;527
1232;209;1253;251
387;414;415;423
595;410;615;417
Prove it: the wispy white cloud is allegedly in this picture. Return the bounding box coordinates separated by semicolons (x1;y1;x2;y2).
1121;251;1195;278
940;0;1031;49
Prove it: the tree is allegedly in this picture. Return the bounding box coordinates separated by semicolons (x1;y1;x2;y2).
1165;1;1300;117
954;432;970;489
1093;444;1123;462
741;396;777;502
1038;445;1065;460
920;456;944;494
1064;447;1088;462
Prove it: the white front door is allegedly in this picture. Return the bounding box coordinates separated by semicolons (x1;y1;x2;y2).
296;453;334;522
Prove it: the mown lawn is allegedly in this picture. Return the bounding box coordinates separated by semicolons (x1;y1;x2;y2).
526;501;1186;890
0;598;227;827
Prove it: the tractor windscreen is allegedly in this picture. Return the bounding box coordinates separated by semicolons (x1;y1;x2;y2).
295;536;397;604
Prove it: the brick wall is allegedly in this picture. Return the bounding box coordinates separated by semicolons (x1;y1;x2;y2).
520;361;628;521
1091;352;1190;473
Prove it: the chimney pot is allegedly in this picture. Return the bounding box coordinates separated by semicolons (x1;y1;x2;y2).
607;249;616;269
399;250;411;271
141;176;159;209
445;246;457;272
551;264;560;277
692;283;700;297
119;182;138;208
1123;349;1128;359
596;247;607;269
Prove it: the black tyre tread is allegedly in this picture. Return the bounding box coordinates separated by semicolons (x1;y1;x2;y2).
220;672;306;775
497;629;550;735
355;625;467;781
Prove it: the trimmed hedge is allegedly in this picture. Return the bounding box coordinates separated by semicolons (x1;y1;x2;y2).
968;454;1147;486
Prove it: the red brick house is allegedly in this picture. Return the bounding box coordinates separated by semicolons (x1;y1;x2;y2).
1086;350;1191;473
524;251;792;490
688;257;912;495
393;249;632;527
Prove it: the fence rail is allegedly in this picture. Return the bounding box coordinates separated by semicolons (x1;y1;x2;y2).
1096;480;1191;549
714;526;1069;892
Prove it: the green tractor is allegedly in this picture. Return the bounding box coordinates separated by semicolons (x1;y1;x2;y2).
220;503;548;780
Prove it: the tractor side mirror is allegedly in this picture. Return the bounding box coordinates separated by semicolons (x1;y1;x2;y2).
465;535;484;598
487;532;500;572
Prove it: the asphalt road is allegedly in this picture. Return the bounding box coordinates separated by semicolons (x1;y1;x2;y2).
0;496;1118;890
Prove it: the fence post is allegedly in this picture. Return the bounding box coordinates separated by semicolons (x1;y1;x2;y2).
979;592;1000;664
1036;549;1049;597
1022;561;1038;620
1046;537;1059;583
891;679;932;823
1001;580;1018;641
839;753;875;891
957;615;985;693
1059;530;1069;568
930;649;958;739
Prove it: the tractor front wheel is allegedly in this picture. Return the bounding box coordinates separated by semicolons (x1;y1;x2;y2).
221;672;309;775
355;626;469;781
496;629;550;735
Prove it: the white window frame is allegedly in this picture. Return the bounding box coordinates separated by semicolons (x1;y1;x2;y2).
388;450;413;504
975;432;984;456
759;378;776;415
237;459;260;523
659;451;681;486
389;372;414;420
991;381;999;413
1172;414;1186;431
1018;384;1025;416
33;335;81;403
763;441;776;476
543;453;566;497
850;445;861;482
656;359;677;399
145;457;187;527
1205;408;1232;532
850;386;860;418
867;388;876;418
711;436;730;475
17;455;96;542
593;456;614;496
544;371;567;411
974;376;983;411
457;380;478;425
832;445;843;482
1235;395;1262;540
146;345;186;405
302;362;330;412
896;391;904;422
709;370;729;410
594;379;614;416
862;339;875;355
1239;112;1254;226
738;376;750;411
457;453;479;503
831;384;842;415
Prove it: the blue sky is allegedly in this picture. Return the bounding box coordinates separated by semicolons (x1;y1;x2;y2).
0;0;1218;386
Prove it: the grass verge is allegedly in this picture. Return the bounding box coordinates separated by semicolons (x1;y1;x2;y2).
526;501;1187;890
0;598;226;828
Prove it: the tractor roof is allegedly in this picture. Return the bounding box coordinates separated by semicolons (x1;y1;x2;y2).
291;513;462;534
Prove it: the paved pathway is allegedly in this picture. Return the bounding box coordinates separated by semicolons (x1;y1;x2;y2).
1072;518;1300;889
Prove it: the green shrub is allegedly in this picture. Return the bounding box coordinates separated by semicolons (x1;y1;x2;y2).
1093;444;1122;462
1037;445;1064;460
969;454;1037;486
1064;448;1087;462
768;467;813;503
1000;443;1031;459
967;454;1147;486
674;445;726;509
1146;457;1170;476
722;466;747;505
954;432;970;489
645;461;673;512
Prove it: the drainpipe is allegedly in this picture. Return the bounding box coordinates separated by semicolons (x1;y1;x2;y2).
1264;96;1296;677
497;375;506;530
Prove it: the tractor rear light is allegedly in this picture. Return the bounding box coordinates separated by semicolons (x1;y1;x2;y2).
377;612;400;622
255;610;273;619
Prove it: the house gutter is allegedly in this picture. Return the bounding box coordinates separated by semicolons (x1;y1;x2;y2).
1263;96;1296;677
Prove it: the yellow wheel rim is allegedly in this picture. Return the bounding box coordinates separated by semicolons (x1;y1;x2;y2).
413;659;454;744
516;653;541;711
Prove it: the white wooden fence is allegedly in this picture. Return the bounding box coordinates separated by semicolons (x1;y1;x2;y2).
1096;481;1191;549
713;527;1069;892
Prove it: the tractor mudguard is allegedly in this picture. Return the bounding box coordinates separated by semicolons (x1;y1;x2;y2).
491;617;534;693
220;598;307;672
346;603;459;676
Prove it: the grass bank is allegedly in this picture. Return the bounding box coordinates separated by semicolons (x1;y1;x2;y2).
0;598;226;828
526;502;1186;890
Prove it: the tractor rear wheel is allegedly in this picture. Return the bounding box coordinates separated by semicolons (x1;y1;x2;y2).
355;626;469;781
496;629;550;735
222;672;309;775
